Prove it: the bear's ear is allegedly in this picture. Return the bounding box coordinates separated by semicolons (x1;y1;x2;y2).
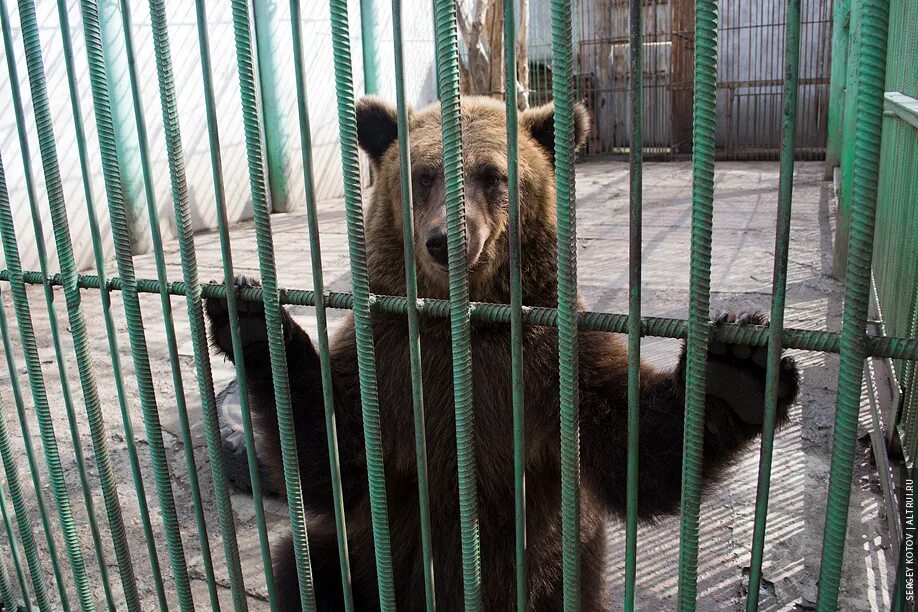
520;101;590;165
356;96;400;167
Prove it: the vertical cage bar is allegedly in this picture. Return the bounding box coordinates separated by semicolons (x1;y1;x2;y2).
53;0;169;605
111;0;210;605
550;0;581;608
288;0;356;608
816;0;890;608
0;527;15;612
676;0;718;605
228;0;317;608
390;1;437;610
0;285;61;611
192;0;282;609
327;1;396;608
77;0;200;606
15;0;147;605
432;0;483;608
0;165;95;611
745;0;802;607
0;479;30;611
825;0;851;178
503;0;526;610
0;19;100;612
0;395;44;611
624;0;643;607
144;0;263;607
0;3;118;607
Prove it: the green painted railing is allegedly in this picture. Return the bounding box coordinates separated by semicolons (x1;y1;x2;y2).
0;0;910;610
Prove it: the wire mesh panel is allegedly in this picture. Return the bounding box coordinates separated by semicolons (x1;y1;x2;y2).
0;0;912;611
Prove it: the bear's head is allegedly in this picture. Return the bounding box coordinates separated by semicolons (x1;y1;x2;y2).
356;95;589;302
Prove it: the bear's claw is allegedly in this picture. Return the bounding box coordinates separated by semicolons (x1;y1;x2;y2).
680;310;800;427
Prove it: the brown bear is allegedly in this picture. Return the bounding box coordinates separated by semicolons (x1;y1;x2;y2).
205;95;798;611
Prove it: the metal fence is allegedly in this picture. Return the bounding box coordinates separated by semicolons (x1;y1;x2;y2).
824;0;918;605
528;0;834;160
0;0;912;611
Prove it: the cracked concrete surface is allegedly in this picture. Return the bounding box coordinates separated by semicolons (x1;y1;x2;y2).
0;161;892;609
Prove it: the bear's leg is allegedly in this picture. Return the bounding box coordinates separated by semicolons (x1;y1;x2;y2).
580;311;800;519
204;276;345;510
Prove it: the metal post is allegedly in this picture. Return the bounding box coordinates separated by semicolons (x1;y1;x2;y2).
359;0;380;94
252;0;291;211
824;0;851;178
98;0;150;253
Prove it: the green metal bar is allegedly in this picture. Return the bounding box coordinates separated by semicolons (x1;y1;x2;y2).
0;173;95;610
288;1;354;608
0;288;61;611
0;15;101;612
97;0;149;254
550;0;581;608
228;0;316;608
3;1;121;604
77;0;202;607
503;0;526;610
53;0;169;606
189;0;277;610
0;416;38;611
0;526;15;612
190;0;277;609
144;0;264;606
745;0;802;607
432;0;482;608
328;0;397;608
824;0;851;178
252;0;290;212
676;0;718;604
3;269;918;361
112;0;210;606
15;0;148;606
625;0;643;606
391;2;437;609
0;480;30;611
816;0;890;608
834;0;862;279
359;0;380;94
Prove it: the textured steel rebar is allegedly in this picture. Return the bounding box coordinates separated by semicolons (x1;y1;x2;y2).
677;0;718;605
432;0;483;607
228;0;316;608
503;0;527;609
391;1;437;609
746;0;802;608
549;0;582;607
328;0;398;608
77;0;196;606
817;0;890;608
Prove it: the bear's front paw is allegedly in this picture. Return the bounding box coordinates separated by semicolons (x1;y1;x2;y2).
686;311;799;427
708;311;799;426
204;275;269;357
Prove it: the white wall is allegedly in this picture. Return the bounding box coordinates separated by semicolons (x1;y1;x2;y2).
0;0;438;272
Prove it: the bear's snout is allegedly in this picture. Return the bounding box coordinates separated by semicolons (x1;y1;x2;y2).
425;227;449;268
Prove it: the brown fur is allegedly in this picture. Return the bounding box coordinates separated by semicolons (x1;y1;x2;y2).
205;96;799;610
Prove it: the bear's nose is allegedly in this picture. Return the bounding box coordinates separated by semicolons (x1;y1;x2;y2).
425;228;449;268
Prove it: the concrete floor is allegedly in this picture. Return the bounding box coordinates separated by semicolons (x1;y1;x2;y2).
0;161;894;610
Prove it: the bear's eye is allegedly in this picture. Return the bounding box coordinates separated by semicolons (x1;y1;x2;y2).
482;171;505;190
417;173;434;188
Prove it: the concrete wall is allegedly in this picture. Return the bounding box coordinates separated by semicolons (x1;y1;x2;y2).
0;0;438;273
